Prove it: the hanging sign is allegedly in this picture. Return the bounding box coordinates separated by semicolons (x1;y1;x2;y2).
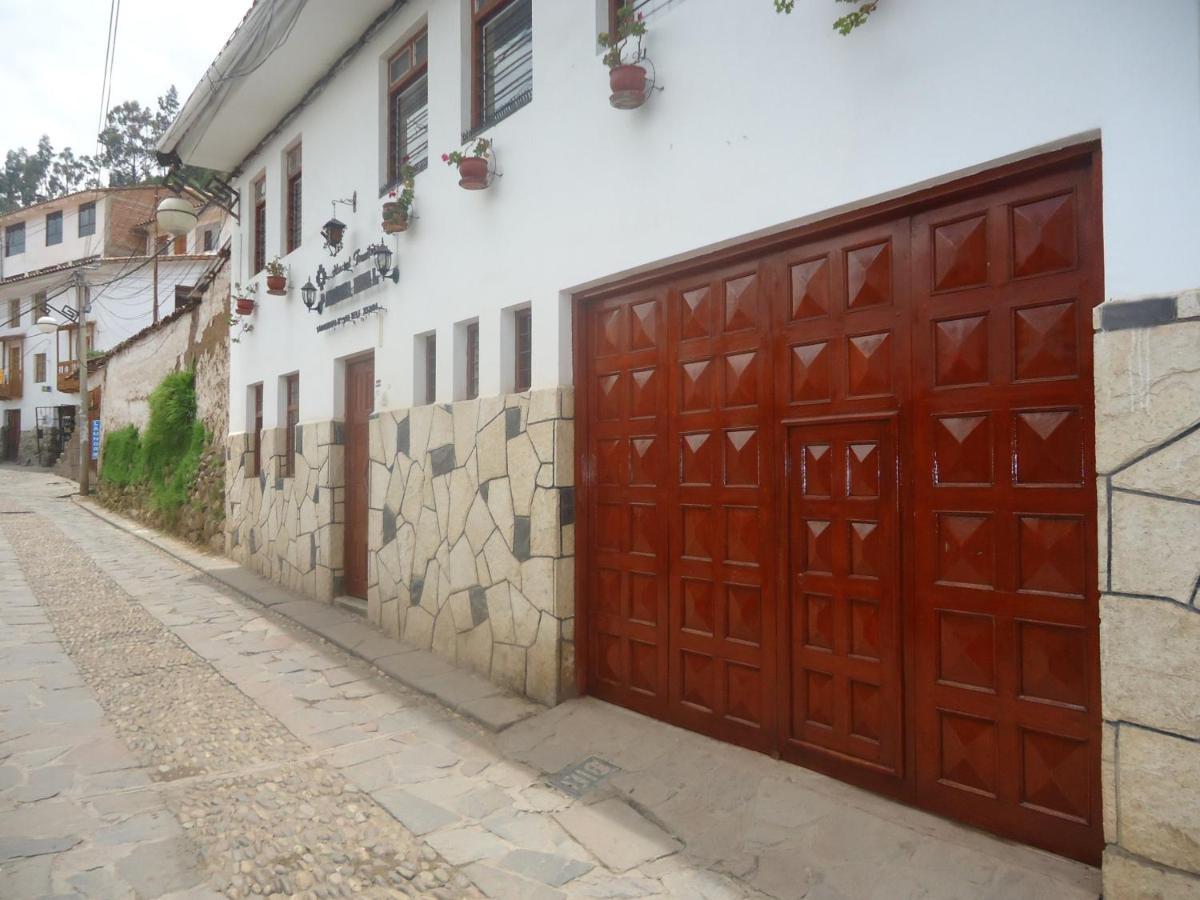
90;419;101;461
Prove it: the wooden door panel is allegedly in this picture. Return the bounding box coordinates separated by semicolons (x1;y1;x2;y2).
344;358;374;599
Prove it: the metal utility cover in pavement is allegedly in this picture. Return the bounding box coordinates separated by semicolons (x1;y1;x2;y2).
548;756;621;798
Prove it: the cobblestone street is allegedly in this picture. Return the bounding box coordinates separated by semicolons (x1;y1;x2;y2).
0;467;1100;899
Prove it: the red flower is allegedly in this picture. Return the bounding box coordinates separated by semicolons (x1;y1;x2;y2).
441;153;449;162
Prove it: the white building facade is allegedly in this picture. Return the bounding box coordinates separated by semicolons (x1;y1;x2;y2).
162;0;1200;888
0;187;223;465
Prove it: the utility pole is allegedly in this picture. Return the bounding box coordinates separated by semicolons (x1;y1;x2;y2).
75;269;90;496
152;188;160;324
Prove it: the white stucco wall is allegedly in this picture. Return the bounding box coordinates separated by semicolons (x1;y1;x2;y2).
224;0;1200;430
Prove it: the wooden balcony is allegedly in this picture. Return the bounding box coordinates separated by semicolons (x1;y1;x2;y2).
0;368;20;400
57;361;79;393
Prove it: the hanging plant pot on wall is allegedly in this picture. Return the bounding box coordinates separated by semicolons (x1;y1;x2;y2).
382;202;409;234
600;6;652;110
609;64;649;109
443;138;494;191
265;257;288;296
383;158;416;233
235;297;255;316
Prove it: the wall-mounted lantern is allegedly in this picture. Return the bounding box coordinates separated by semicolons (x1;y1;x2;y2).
321;192;357;256
372;243;399;283
301;278;319;312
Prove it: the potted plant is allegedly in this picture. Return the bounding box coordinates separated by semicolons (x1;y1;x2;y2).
442;138;492;191
599;6;648;109
233;284;256;316
383;158;415;233
265;258;288;295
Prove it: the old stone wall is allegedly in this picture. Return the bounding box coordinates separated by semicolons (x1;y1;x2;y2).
225;387;575;706
1095;290;1200;896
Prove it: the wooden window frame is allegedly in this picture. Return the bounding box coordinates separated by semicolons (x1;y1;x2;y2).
387;30;429;186
34;353;46;383
424;333;437;405
78;202;96;237
173;234;187;255
253;177;267;275
7;299;19;327
465;321;480;400
471;0;532;130
514;306;532;393
285;144;302;254
283;374;299;478
252;383;263;477
46;211;63;246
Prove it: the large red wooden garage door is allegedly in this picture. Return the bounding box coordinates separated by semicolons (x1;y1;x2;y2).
578;148;1102;863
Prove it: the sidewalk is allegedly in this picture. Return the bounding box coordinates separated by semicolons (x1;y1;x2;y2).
70;490;1101;899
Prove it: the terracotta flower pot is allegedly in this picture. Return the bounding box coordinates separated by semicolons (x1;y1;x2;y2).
609;64;648;109
382;202;409;234
266;275;287;295
457;156;490;190
235;297;255;316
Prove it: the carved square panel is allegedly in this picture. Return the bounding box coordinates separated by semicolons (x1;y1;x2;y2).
723;351;759;408
805;669;835;728
803;443;833;497
629;367;659;418
803;592;834;651
846;240;892;309
596;631;622;685
724;273;759;333
939;711;998;797
847;442;880;497
1019;620;1087;708
726;506;761;566
726;663;762;726
933;214;988;292
1018;516;1085;596
680;432;715;486
629;573;658;625
933;414;993;486
850;681;881;743
727;584;762;646
630;640;659;695
682;506;716;561
847;331;893;397
597;568;622;617
936;513;995;588
629;504;657;556
595;503;623;551
1014;300;1077;381
596;438;624;486
681;650;715;711
1020;729;1090;823
680;359;716;412
724;429;759;487
849;521;883;578
790;256;831;320
682;578;715;635
680;286;713;340
790;341;832;404
933;314;989;387
849;599;880;660
629;299;657;350
937;610;996;691
803;519;833;574
594;307;623;356
1013;408;1083;485
1012;193;1076;278
629;436;659;486
596;372;622;421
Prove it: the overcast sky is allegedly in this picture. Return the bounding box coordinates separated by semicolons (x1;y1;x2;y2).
0;0;250;158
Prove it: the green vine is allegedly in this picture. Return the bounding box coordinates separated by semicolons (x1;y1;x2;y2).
775;0;879;35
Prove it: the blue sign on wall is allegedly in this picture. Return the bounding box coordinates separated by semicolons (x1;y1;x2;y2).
91;419;101;461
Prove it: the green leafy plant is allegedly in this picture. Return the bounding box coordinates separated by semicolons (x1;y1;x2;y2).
265;257;287;278
442;138;492;168
386;157;416;216
598;5;647;69
775;0;879;35
232;282;256;302
99;425;141;487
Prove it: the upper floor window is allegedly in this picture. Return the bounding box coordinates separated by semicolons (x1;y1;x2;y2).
34;292;47;318
252;177;267;276
285;144;302;254
424;333;437;405
387;30;429;184
514;306;532;392
251;382;264;478
78;202;96;237
473;0;533;131
7;299;20;327
46;211;63;246
203;227;215;252
283;373;299;477
4;223;25;257
465;321;479;400
173;234;187;255
34;353;46;383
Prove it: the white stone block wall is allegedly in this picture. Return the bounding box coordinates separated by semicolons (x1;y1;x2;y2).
1095;290;1200;896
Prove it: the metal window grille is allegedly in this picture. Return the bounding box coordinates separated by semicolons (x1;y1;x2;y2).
253;179;267;275
424;334;437;405
252;384;263;477
466;322;479;400
284;375;299;478
34;354;46;383
477;0;532;131
514;307;532;392
287;174;302;253
46;212;62;246
391;74;429;177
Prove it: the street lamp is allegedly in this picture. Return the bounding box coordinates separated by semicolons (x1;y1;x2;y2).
155;196;198;237
36;314;60;334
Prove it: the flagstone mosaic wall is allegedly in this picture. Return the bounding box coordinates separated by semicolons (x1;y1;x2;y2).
224;388;575;706
1094;290;1200;897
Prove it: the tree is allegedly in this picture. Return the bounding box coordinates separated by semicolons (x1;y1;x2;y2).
774;0;879;35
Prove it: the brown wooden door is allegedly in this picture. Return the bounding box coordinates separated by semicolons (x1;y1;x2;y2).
579;150;1101;863
4;410;19;461
343;357;374;599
